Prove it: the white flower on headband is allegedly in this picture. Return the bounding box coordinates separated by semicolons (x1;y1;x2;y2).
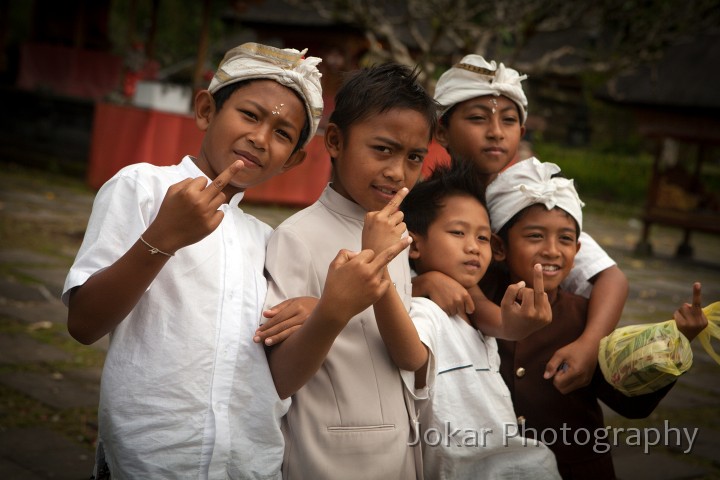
515;172;580;209
486;158;585;233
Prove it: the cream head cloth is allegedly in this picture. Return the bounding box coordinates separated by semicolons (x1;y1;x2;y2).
434;54;528;125
485;157;584;233
208;42;323;146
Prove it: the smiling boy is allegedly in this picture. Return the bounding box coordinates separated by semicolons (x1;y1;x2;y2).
485;158;706;479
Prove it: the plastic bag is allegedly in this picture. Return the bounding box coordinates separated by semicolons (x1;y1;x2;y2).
698;302;720;365
598;302;720;397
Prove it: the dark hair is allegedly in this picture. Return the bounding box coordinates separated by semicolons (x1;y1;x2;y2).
402;158;487;238
439;104;458;128
329;63;438;141
212;79;311;153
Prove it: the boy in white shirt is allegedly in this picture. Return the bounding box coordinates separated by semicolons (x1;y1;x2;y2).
393;160;561;479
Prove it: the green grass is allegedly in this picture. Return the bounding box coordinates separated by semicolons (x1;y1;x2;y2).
533;142;654;207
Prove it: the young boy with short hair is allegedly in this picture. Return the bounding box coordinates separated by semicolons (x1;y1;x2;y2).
394;161;561;479
417;54;629;394
485;157;708;479
62;42;389;479
263;63;437;479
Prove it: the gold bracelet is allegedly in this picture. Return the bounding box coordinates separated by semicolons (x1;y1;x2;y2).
139;236;174;257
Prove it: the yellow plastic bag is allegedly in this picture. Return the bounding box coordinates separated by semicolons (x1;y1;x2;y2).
698;302;720;365
598;302;720;397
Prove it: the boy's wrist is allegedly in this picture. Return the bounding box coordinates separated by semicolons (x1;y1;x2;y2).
139;236;174;257
575;332;603;352
315;295;353;332
141;228;180;257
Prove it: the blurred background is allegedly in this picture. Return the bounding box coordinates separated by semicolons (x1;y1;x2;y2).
0;1;719;478
1;0;719;233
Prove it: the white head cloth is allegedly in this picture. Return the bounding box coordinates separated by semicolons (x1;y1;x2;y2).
485;157;585;233
208;42;323;146
434;54;528;125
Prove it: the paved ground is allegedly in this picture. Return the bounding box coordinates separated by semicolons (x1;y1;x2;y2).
0;167;719;479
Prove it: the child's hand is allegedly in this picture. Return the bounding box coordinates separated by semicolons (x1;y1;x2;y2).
543;337;597;394
362;188;409;255
413;271;475;317
142;160;244;254
255;297;319;346
320;237;412;325
498;264;552;340
674;282;708;341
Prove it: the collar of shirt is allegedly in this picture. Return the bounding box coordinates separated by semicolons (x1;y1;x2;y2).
322;183;367;221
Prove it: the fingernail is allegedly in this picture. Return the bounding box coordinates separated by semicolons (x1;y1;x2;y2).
253;335;261;343
265;338;273;346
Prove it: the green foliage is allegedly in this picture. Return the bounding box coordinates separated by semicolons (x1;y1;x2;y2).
533;142;653;207
109;0;229;81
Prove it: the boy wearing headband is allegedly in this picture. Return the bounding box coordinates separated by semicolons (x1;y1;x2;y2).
416;55;629;395
63;43;336;478
485;158;706;479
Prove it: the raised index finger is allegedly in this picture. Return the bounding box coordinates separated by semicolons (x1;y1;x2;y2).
206;160;243;194
381;187;409;215
533;263;546;302
691;281;702;310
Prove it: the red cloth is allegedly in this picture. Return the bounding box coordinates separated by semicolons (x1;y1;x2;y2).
87;102;452;207
87;103;202;189
422;141;451;178
87;102;330;206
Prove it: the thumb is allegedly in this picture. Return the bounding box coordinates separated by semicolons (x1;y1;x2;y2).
501;281;526;307
464;294;475;315
332;249;359;267
544;351;565;380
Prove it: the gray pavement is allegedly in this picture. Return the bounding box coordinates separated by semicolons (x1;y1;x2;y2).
1;168;719;479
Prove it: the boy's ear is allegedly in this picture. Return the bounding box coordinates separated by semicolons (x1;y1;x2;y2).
571;239;581;269
282;149;306;172
324;123;343;159
490;233;507;262
435;122;449;149
408;232;422;260
194;90;216;131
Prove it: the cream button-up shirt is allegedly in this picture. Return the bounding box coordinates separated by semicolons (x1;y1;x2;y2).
264;185;419;480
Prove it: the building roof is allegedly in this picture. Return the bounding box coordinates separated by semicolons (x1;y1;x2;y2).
598;33;720;111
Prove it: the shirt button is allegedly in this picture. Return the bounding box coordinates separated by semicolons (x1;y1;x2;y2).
517;415;526;425
515;367;526;378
